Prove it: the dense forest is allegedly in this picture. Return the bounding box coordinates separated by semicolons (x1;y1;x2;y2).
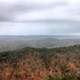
0;45;80;80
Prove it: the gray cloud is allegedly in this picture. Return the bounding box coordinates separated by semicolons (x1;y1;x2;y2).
0;0;80;35
0;0;73;22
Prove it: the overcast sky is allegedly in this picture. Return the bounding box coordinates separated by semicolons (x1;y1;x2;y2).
0;0;80;35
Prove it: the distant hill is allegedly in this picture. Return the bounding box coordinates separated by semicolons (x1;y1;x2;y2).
0;36;80;52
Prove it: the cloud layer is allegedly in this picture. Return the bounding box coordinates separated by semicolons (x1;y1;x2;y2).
0;0;80;35
0;0;80;21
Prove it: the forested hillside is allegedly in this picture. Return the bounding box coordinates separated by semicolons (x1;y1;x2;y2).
0;45;80;80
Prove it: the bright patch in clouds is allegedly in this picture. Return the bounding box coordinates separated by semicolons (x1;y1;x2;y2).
0;22;80;35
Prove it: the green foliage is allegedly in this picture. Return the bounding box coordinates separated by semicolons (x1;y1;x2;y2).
45;76;62;80
46;75;78;80
46;77;77;80
62;75;78;80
